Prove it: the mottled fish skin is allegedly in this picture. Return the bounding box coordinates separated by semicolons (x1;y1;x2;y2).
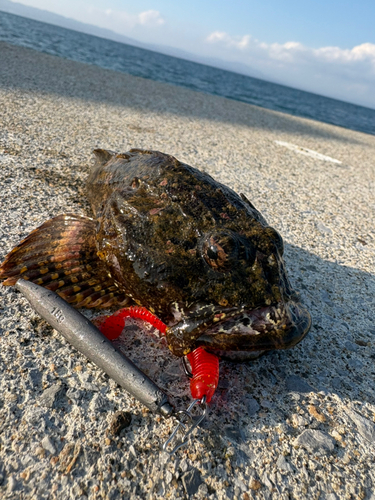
86;149;310;356
0;148;311;357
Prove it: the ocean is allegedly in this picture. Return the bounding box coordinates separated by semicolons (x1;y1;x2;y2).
1;10;374;136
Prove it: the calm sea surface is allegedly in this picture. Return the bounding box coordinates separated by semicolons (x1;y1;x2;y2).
1;11;374;136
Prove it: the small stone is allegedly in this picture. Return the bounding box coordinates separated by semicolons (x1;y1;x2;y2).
294;429;335;453
347;410;375;443
331;430;342;442
276;455;293;473
7;474;16;493
344;341;358;352
39;383;64;408
247;397;260;416
0;462;5;486
316;222;332;235
262;473;273;490
224;426;244;443
34;446;45;457
59;442;81;473
285;375;314;394
260;399;273;409
308;404;326;422
197;483;208;496
355;339;368;347
129;444;137;458
249;478;262;490
347;358;363;369
89;393;109;413
181;468;202;496
234;477;247;492
321;290;334;306
82;381;99;391
291;414;308;427
179;459;188;472
41;436;56;454
165;470;173;485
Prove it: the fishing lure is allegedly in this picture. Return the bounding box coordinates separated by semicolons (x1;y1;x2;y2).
15;280;216;453
93;306;220;404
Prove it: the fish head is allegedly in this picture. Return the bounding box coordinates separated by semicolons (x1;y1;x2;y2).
164;226;311;357
91;150;311;358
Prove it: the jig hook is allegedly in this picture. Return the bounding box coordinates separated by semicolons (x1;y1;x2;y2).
162;396;207;455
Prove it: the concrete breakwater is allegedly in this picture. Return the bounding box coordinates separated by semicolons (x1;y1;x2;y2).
0;41;374;499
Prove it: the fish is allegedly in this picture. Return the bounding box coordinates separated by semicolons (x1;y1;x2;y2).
0;148;311;358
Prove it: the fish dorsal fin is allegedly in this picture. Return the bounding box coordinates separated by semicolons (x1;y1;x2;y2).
93;149;116;165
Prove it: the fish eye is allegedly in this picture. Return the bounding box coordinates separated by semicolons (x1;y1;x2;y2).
202;233;236;271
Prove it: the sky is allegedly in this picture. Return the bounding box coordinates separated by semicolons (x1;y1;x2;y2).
8;0;375;108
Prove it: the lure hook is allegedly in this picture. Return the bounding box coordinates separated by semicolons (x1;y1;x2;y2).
162;396;207;455
181;355;193;379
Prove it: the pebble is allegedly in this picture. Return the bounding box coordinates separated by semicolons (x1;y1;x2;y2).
291;413;308;427
179;459;188;473
109;411;132;436
7;474;16;493
181;468;202;496
344;341;359;352
0;463;5;486
276;455;293;473
41;436;56;455
249;478;262;491
39;383;64;408
129;445;137;458
285;375;314;394
294;429;335;453
234;477;248;492
347;410;375;443
247;397;260;416
164;470;173;485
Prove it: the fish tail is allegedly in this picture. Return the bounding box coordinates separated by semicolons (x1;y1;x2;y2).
0;214;129;309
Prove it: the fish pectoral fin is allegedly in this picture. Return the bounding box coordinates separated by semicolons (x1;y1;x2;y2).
0;214;129;309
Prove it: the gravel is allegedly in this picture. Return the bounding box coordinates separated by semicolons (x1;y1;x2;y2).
0;41;375;499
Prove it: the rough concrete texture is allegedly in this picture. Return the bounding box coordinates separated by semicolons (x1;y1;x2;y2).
0;41;374;499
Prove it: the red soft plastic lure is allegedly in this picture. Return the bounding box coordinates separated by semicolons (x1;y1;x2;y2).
93;306;167;339
186;347;219;403
94;306;219;403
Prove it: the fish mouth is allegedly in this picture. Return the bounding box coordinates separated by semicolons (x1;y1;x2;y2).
166;301;311;357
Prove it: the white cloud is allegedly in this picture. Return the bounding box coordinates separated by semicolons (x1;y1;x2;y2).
206;31;375;68
86;6;165;32
206;31;251;50
138;10;165;26
205;31;375;107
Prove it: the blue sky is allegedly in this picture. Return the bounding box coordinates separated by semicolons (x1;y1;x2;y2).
9;0;375;108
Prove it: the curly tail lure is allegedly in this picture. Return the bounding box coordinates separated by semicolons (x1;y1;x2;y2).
94;306;220;454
